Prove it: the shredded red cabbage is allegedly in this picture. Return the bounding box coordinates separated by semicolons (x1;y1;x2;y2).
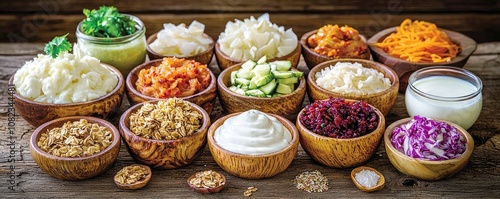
390;115;466;161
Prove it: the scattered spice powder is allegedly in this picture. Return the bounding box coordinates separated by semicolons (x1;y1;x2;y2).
292;170;329;193
188;170;225;189
114;165;150;185
243;186;258;197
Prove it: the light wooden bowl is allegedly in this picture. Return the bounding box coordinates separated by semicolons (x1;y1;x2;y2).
187;170;226;194
9;63;125;127
125;58;217;114
351;166;385;192
119;100;210;169
146;32;215;65
384;117;474;181
368;27;476;92
114;164;152;190
207;112;299;179
307;58;399;116
296;99;386;168
214;42;301;71
300;29;371;70
29;116;121;180
217;63;306;120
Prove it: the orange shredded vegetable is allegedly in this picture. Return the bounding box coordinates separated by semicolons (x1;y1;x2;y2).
136;57;211;98
375;19;461;63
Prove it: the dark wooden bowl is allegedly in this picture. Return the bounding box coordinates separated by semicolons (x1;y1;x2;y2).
125;58;217;114
215;42;301;71
30;116;121;180
217;63;306;120
384;117;474;180
146;32;215;65
207;112;299;179
9;63;125;127
307;59;399;116
296;99;386;168
368;27;477;92
300;29;371;70
119;100;210;169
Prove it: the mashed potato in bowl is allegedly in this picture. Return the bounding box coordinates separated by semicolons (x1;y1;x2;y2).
13;52;118;104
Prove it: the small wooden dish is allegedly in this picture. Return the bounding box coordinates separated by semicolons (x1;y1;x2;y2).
351;166;385;192
187;170;226;194
114;164;152;190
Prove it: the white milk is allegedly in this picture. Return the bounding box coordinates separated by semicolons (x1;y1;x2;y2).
405;75;482;129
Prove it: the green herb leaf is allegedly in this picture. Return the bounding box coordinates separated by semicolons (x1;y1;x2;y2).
44;33;72;58
80;6;137;38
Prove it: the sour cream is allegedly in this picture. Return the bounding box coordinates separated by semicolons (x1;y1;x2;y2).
405;67;483;129
214;109;292;155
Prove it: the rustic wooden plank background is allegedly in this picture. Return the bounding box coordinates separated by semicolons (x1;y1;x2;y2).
1;0;499;43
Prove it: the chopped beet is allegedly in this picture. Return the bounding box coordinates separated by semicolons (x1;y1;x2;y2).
299;97;378;138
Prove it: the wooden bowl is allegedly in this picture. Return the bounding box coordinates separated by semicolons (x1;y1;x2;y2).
351;166;385;192
307;59;399;116
207;112;300;179
119;100;210;169
368;27;477;92
146;32;215;65
217;63;306;120
9;63;125;127
384;117;474;181
114;164;152;190
187;170;226;194
215;42;301;71
296;99;386;168
125;58;217;114
300;29;371;70
29;116;121;180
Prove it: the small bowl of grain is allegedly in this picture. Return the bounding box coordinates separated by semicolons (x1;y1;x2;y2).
29;116;121;180
119;98;210;169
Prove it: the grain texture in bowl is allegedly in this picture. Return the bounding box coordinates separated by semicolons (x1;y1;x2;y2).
9;63;125;127
307;58;399;116
29;116;121;180
146;32;215;65
384;117;474;181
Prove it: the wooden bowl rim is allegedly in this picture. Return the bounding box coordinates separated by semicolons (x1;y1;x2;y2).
300;29;371;60
30;116;121;161
9;63;124;107
146;32;215;60
119;99;210;144
307;58;400;99
296;98;385;141
207;112;300;158
367;27;477;67
350;166;385;192
186;170;227;193
215;41;301;63
384;117;475;164
114;164;152;189
217;63;306;101
125;58;217;102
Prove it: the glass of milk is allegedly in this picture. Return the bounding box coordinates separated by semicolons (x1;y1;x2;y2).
405;66;483;129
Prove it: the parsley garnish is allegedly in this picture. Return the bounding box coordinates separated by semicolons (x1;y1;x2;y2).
44;33;72;58
80;6;137;38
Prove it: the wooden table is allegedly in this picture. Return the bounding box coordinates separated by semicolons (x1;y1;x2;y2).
1;42;499;198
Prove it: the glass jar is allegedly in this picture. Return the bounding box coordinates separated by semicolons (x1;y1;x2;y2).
405;66;483;129
75;14;147;77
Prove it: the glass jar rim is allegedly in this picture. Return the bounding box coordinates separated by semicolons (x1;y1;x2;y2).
75;14;145;44
408;66;483;102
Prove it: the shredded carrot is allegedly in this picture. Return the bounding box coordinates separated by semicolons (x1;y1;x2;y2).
375;19;461;63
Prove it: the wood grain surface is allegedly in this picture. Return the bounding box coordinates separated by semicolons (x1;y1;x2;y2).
0;42;499;198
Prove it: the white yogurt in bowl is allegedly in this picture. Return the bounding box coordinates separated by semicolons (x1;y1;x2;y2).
405;66;482;129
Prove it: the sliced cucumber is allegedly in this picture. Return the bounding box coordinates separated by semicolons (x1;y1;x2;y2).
230;71;238;85
253;64;271;76
235;78;250;86
234;88;246;95
236;68;254;79
272;71;295;79
245;89;266;97
291;71;304;78
241;60;257;70
278;77;298;84
276;83;294;94
251;74;274;88
259;79;277;95
270;60;292;71
229;85;238;91
256;55;267;64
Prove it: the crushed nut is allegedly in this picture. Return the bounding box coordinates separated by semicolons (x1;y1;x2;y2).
293;170;329;193
243;186;258;197
129;98;203;140
37;119;112;157
189;170;225;189
114;165;150;185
